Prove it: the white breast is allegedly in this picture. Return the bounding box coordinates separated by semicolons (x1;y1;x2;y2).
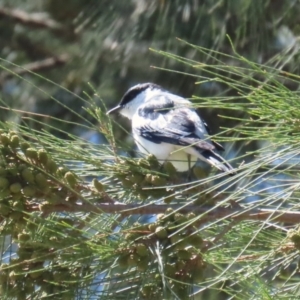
133;132;173;161
133;131;197;172
168;148;197;172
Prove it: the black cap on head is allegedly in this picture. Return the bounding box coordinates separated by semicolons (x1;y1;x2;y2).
107;83;163;115
119;83;163;106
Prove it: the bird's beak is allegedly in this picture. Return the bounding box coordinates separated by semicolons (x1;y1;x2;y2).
106;105;121;115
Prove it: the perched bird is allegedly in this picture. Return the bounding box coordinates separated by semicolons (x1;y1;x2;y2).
107;83;234;174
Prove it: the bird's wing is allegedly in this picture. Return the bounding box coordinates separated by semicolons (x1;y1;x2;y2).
133;96;215;151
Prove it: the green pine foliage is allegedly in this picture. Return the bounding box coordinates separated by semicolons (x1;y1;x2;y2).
0;1;300;299
1;46;300;299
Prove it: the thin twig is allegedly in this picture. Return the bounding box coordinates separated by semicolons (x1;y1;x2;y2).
202;220;239;252
0;54;69;81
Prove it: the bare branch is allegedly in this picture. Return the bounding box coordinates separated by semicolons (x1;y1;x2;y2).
33;201;300;224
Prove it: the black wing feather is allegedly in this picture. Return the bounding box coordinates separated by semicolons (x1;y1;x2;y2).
136;97;215;151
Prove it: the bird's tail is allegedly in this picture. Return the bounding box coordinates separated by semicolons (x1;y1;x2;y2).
201;150;235;175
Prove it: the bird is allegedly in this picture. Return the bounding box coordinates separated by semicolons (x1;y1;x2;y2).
107;82;234;174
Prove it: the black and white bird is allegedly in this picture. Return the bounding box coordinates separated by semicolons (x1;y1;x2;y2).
107;83;234;174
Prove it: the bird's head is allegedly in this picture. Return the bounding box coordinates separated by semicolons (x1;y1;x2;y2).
106;83;164;119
